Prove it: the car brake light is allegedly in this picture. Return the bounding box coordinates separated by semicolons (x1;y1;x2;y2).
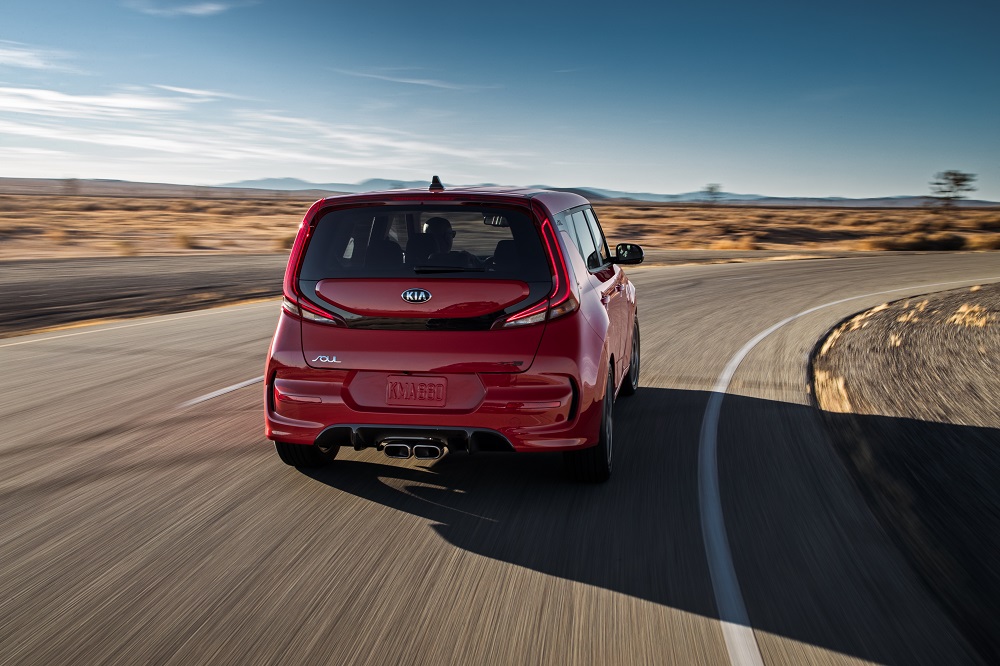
498;212;578;328
281;202;345;327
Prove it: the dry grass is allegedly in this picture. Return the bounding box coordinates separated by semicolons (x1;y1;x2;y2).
947;303;994;328
0;193;999;260
591;201;1000;253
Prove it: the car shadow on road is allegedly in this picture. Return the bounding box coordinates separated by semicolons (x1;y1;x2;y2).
301;387;998;664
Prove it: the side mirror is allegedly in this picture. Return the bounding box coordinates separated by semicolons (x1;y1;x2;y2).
613;243;644;265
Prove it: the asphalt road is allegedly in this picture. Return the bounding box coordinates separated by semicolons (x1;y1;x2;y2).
1;253;998;665
0;250;872;337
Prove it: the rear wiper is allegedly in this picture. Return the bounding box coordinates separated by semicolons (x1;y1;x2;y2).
413;265;485;273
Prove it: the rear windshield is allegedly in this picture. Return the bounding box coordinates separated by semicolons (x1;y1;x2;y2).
299;205;550;281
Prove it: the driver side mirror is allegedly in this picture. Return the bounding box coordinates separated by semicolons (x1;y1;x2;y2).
613;243;644;265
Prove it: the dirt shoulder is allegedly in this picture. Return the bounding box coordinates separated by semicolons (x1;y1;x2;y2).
0;255;287;338
811;283;1000;662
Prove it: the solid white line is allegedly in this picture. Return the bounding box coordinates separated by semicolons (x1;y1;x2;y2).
0;300;278;349
699;275;1000;666
179;376;265;408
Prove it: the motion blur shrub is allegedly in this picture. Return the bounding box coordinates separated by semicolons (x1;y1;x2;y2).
967;234;1000;250
116;240;140;256
977;217;1000;232
175;233;199;249
871;232;967;251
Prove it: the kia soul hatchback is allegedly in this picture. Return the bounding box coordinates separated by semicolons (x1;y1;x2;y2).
265;180;643;482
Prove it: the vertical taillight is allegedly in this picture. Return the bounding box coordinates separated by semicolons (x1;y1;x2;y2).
498;204;578;328
281;200;345;326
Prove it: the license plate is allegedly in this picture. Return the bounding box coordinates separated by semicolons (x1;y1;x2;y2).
386;376;447;407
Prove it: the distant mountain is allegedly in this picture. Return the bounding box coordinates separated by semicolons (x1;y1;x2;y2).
570;187;769;203
5;177;993;207
223;177;432;193
223;179;1000;207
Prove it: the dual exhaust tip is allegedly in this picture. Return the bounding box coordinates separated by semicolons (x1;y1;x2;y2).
382;438;445;460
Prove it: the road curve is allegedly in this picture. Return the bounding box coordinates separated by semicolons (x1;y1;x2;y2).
1;253;997;665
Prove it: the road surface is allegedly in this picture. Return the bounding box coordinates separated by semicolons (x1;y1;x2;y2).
2;253;998;665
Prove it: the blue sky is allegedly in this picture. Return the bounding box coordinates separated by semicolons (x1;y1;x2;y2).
1;0;998;198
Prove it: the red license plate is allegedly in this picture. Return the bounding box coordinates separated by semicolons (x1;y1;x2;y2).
386;376;447;407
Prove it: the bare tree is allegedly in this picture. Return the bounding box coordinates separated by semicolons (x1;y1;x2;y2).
703;183;723;205
929;170;977;209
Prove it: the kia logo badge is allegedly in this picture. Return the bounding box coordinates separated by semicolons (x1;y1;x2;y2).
401;288;432;304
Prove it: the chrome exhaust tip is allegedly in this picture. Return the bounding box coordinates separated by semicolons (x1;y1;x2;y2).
383;443;412;459
412;444;444;460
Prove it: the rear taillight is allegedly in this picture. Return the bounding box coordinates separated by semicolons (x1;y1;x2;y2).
281;201;345;327
497;210;579;328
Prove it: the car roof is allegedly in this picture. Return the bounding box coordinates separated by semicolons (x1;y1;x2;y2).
319;186;590;215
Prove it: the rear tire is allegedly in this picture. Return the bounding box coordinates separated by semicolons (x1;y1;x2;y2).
274;441;335;468
621;316;640;397
564;367;614;483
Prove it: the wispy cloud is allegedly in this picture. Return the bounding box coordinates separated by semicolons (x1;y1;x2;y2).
0;83;526;180
0;41;77;72
125;1;246;17
0;86;190;119
153;84;252;100
333;69;499;91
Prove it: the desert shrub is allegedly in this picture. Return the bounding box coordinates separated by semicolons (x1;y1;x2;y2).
976;216;1000;231
925;232;967;250
176;233;199;249
966;234;1000;250
711;235;758;251
876;232;966;251
116;240;140;256
47;228;74;245
275;234;297;251
177;201;207;213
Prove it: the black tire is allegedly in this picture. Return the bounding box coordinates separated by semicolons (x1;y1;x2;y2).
274;441;335;468
564;367;614;483
621;316;640;397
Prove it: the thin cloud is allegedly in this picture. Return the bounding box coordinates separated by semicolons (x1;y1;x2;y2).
333;69;498;91
125;1;246;17
0;41;77;72
0;84;526;177
153;84;252;100
0;86;190;119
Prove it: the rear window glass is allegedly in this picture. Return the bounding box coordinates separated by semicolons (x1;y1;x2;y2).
299;206;550;281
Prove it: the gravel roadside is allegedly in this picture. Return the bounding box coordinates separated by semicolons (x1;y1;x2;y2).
0;255;288;338
811;283;1000;662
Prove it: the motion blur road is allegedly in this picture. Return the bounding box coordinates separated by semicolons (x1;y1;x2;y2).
2;254;998;665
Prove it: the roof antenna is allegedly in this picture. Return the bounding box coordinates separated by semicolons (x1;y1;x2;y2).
429;175;444;191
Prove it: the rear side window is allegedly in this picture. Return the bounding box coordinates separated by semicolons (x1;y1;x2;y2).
299;205;550;282
582;208;611;265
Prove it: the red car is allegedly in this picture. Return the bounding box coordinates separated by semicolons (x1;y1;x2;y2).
265;178;643;481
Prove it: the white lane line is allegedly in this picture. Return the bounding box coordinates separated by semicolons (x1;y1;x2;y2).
179;376;264;408
699;275;1000;666
0;300;278;349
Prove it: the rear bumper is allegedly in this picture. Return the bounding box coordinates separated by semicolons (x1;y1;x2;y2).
264;300;609;454
264;369;599;453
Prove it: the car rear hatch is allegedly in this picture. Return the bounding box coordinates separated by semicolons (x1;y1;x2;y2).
291;200;555;376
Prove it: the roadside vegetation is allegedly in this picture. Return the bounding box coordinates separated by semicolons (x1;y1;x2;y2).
0;193;998;260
